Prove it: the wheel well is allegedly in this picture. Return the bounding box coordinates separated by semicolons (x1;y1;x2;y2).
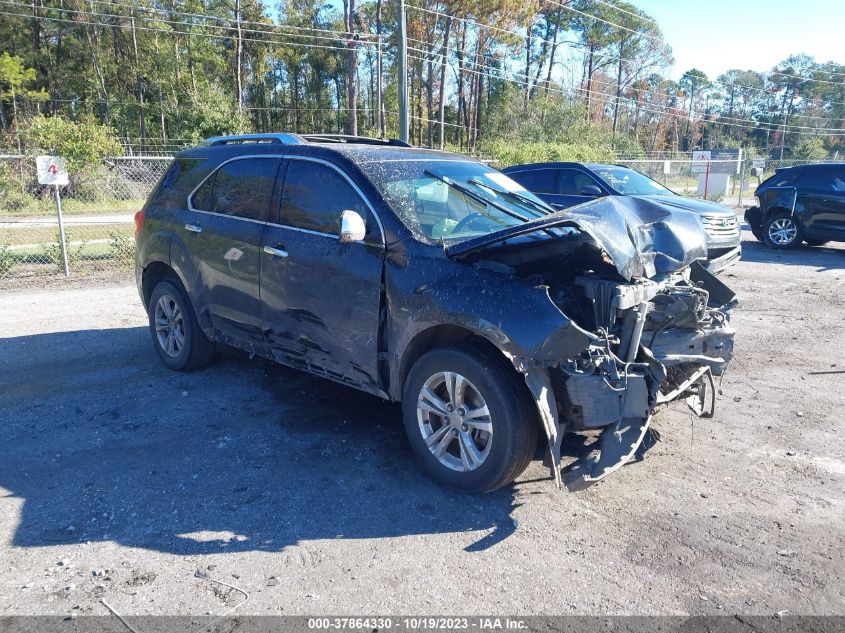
141;261;179;309
397;325;518;397
764;207;796;222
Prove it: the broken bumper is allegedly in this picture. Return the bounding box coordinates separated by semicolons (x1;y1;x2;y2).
524;264;737;491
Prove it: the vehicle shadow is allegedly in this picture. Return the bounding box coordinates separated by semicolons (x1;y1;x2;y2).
0;326;521;556
737;235;844;270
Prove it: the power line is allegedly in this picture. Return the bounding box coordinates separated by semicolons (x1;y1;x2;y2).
590;0;659;27
407;51;843;137
408;39;845;132
541;0;845;95
406;4;839;110
0;7;364;52
27;0;381;39
2;0;373;45
408;1;799;107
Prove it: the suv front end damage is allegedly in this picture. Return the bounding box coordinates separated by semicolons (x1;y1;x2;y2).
552;264;733;490
448;196;737;490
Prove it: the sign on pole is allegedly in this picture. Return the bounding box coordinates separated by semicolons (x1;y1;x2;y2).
691;150;711;174
711;148;743;174
35;156;70;276
35;155;69;186
752;158;766;171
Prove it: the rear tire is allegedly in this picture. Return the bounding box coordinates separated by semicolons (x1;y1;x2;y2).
763;211;803;250
402;344;538;493
148;280;214;371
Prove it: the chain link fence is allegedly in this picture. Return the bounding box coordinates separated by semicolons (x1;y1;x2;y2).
2;151;843;283
0;155;171;280
616;158;845;208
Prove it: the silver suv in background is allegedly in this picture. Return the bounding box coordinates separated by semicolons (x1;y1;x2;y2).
502;162;742;273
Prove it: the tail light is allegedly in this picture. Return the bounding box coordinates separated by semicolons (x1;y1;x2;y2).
134;209;145;240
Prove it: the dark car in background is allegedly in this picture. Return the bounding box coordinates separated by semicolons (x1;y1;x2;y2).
135;133;736;493
744;163;845;249
502;162;742;273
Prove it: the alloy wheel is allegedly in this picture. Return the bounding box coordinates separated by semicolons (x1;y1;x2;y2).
154;294;186;358
416;371;493;472
768;217;798;245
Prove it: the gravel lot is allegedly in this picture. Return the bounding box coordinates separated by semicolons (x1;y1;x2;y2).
1;229;844;618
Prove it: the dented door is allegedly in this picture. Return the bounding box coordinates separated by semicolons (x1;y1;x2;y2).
259;157;386;392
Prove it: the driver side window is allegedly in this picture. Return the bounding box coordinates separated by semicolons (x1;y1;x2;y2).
558;169;598;195
281;161;369;235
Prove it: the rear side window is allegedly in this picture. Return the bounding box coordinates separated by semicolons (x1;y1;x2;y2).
280;161;369;234
191;157;280;221
149;158;208;207
507;169;557;194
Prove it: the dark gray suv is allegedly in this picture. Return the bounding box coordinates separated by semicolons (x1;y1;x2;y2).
135;133;737;493
745;163;845;249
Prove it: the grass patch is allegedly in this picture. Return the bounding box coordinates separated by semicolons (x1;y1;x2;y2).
0;197;144;217
0;223;133;246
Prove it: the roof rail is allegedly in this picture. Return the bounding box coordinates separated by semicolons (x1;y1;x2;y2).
200;132;413;148
300;134;412;147
201;133;305;147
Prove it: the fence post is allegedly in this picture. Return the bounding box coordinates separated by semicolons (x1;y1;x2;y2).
737;158;745;208
54;184;70;276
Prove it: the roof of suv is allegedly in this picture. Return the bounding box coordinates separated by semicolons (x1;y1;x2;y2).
174;133;470;164
776;162;844;171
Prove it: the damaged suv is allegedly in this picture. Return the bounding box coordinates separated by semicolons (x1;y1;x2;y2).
136;134;737;493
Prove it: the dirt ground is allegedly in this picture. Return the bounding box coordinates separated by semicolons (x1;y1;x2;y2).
1;228;843;618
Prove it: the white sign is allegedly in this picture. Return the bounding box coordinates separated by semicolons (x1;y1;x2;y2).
663;160;671;175
35;155;69;186
691;150;711;174
752;158;766;170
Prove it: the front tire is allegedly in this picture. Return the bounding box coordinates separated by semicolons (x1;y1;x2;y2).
763;211;803;249
148;280;214;371
402;344;538;493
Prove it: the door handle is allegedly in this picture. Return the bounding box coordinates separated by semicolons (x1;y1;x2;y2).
185;223;203;233
263;245;288;258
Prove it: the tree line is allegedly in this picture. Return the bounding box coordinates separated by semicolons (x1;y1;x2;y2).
0;0;843;161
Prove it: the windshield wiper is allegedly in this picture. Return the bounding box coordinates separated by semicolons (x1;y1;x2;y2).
423;170;529;223
467;177;553;215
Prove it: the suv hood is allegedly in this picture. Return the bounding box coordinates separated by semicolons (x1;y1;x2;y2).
639;194;735;216
446;195;708;281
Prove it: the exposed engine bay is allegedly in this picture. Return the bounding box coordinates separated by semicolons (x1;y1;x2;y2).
454;196;738;490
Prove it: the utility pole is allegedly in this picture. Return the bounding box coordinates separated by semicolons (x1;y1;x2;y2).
376;36;384;138
397;0;408;143
345;0;358;136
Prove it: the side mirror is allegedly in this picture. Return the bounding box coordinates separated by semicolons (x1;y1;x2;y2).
339;210;366;243
580;184;603;197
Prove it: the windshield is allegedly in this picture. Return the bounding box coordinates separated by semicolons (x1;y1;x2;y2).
590;166;674;196
358;159;552;242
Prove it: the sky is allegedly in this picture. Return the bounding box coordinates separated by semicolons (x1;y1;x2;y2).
632;0;845;80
